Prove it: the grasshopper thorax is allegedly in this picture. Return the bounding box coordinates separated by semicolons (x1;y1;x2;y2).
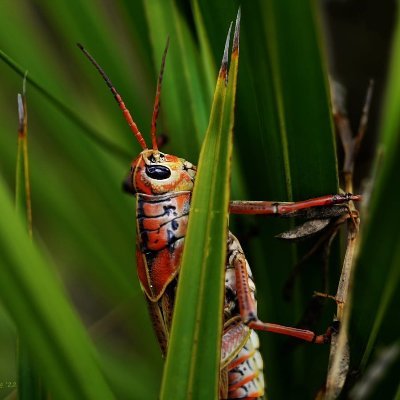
124;149;196;196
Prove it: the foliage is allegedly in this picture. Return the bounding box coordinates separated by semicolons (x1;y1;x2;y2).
0;1;398;399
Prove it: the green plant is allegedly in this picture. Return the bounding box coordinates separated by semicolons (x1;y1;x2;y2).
0;1;398;399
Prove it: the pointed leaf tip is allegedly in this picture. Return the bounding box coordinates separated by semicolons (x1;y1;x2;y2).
17;93;24;132
233;8;241;54
220;22;232;84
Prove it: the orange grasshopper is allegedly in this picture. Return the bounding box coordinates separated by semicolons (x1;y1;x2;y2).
78;12;359;400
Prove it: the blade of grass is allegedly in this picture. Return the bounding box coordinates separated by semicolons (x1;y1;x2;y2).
353;1;400;368
160;11;240;399
264;0;338;198
251;2;339;397
195;3;340;398
143;0;212;160
15;76;46;400
349;341;400;400
342;5;400;398
0;48;129;160
191;0;217;98
0;178;115;400
1;32;149;301
351;8;400;396
18;77;33;238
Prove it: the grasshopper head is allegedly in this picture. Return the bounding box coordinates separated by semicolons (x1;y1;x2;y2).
79;40;196;196
124;149;196;195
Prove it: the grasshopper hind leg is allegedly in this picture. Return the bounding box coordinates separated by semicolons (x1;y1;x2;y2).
230;236;335;344
224;234;266;399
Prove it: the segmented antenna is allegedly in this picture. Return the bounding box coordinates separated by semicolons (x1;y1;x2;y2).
77;43;148;150
151;37;170;150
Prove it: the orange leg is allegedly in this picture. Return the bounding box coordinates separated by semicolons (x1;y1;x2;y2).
234;253;336;344
229;193;360;216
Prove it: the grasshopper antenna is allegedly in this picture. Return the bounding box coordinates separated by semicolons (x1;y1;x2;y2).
151;37;170;151
77;43;148;150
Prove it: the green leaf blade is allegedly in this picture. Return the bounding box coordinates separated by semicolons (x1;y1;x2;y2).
0;179;115;400
351;8;400;398
160;16;240;399
143;0;212;160
266;0;338;198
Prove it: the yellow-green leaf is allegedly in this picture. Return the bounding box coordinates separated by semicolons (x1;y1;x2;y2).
160;11;240;400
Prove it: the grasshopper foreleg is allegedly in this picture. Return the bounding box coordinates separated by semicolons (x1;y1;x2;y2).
229;193;360;216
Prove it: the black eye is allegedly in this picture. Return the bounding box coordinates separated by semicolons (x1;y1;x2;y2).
146;165;171;180
149;155;156;163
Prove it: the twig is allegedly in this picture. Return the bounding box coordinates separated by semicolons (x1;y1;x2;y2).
324;80;373;399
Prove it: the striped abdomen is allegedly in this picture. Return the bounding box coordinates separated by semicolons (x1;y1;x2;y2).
227;331;265;399
222;233;265;399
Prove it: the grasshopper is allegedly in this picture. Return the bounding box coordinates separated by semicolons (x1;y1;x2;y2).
78;12;359;399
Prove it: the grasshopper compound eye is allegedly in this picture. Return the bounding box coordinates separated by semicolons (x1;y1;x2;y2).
145;165;171;180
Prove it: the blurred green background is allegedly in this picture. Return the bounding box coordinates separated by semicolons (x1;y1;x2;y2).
0;1;399;399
